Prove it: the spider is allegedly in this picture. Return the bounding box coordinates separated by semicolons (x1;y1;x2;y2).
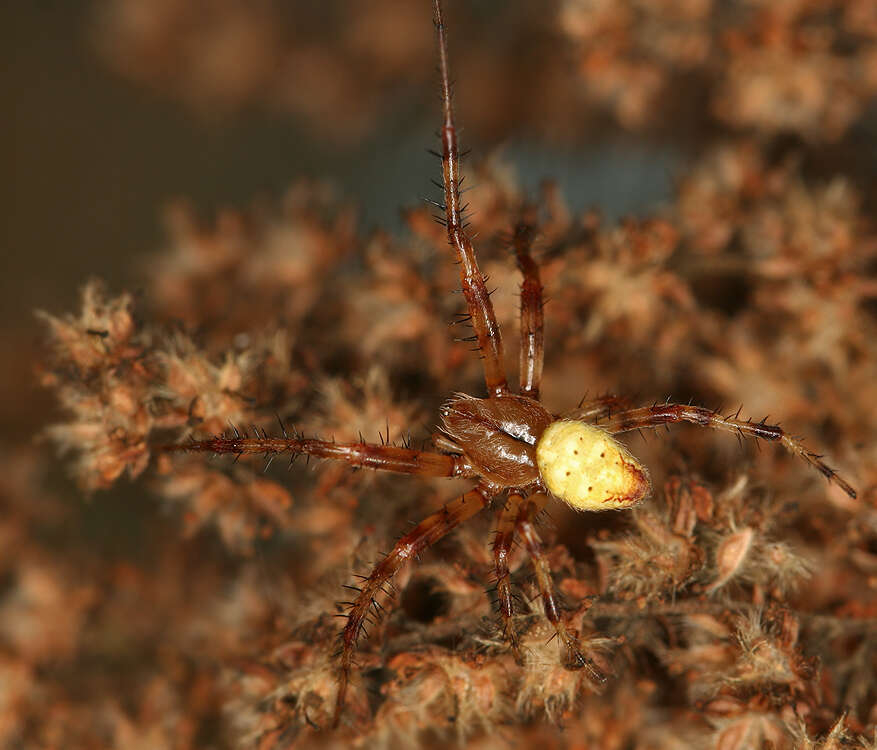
174;0;856;728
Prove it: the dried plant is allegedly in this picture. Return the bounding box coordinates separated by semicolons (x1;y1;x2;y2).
94;0;877;146
24;0;877;748
559;0;877;140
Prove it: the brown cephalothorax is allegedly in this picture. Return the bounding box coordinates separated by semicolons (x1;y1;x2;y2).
169;0;856;729
440;394;552;487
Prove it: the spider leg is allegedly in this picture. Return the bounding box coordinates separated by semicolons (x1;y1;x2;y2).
492;492;526;664
564;394;633;422
512;222;544;399
602;403;856;498
434;0;508;398
517;493;606;682
171;434;476;478
333;484;494;727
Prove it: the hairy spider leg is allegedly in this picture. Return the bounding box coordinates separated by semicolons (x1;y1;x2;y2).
174;434;476;478
512;223;545;399
333;484;494;727
516;494;607;682
564;394;634;423
434;0;508;398
491;492;526;664
602;404;856;498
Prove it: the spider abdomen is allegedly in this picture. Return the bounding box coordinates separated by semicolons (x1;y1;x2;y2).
440;394;552;487
536;420;651;511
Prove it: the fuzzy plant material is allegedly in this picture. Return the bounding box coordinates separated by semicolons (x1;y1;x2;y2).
17;2;877;748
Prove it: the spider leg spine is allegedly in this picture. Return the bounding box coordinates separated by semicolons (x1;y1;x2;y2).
167;434;473;479
433;0;508;398
604;403;856;498
332;484;493;727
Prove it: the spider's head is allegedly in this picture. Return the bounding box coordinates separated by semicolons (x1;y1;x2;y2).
536;420;651;511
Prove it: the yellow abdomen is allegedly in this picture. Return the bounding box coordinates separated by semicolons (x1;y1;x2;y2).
535;421;651;511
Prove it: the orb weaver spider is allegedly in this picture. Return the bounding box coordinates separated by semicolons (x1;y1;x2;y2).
172;0;856;728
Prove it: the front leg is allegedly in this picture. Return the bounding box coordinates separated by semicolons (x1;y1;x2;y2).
512;223;545;400
171;431;475;479
434;0;508;398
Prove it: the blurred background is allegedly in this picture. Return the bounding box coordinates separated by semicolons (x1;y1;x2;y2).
5;1;877;747
5;0;696;445
9;0;877;440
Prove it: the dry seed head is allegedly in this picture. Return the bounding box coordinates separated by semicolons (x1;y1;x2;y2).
707;527;755;593
536;420;651;511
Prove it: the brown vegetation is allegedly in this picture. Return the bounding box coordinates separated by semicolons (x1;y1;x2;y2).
13;1;877;748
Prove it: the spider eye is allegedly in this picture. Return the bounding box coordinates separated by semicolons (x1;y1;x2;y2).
536;421;651;511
